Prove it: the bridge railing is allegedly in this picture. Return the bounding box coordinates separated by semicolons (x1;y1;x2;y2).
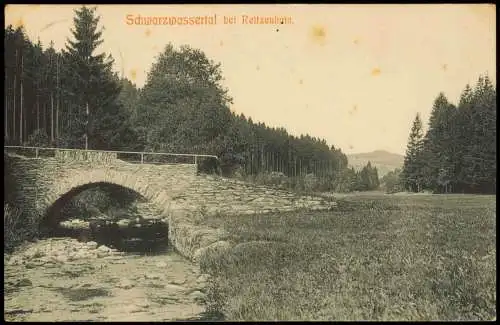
3;146;219;166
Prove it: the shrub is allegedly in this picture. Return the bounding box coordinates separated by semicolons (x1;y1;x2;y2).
381;169;404;194
26;129;50;147
4;204;40;253
55;132;83;149
198;157;222;175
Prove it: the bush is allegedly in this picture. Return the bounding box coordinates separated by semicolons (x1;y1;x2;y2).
235;169;374;194
241;172;329;196
4;204;40;253
381;169;404;194
198;157;222;175
304;173;319;192
218;152;245;177
253;172;289;189
55;132;84;149
26;129;50;147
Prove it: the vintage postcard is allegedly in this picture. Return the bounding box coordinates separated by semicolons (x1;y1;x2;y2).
4;4;496;321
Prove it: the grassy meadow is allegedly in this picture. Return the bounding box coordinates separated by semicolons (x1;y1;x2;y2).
199;193;496;321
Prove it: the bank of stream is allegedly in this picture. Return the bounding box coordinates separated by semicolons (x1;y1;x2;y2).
4;237;212;321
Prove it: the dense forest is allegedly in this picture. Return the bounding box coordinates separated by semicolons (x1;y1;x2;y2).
6;6;495;195
400;76;496;194
4;6;382;193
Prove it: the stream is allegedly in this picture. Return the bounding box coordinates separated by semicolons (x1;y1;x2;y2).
4;237;209;322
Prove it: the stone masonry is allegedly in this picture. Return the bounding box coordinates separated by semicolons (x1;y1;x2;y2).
4;151;336;261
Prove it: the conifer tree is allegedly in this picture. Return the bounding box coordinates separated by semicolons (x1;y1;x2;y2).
61;5;122;149
402;113;425;192
457;75;497;193
422;92;457;193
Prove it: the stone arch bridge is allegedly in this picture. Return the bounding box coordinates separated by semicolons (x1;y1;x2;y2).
4;146;337;261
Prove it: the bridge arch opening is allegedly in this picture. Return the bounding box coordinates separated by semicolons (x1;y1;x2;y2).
41;182;169;254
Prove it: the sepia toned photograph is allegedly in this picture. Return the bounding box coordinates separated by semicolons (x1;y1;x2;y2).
3;4;496;321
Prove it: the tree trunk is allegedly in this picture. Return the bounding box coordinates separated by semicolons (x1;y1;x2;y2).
250;150;254;175
68;102;72;130
43;102;46;138
50;92;54;143
85;102;89;150
37;92;40;131
13;72;16;143
261;144;265;172
20;54;24;145
56;98;59;141
56;56;60;141
24;102;27;142
4;81;8;142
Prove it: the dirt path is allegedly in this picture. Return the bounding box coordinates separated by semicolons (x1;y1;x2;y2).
4;238;209;322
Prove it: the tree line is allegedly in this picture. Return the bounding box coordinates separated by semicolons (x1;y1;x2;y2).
4;12;128;150
401;75;496;194
4;6;382;192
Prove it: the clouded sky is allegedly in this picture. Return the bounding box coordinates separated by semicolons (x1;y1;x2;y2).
5;4;496;155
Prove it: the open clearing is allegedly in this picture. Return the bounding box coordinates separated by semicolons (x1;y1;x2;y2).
200;193;496;321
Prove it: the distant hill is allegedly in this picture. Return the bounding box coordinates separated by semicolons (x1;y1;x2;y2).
347;150;404;178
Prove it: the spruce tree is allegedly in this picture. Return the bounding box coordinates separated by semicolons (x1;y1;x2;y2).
422;92;457;193
61;6;122;149
452;75;496;193
478;75;496;194
466;75;496;193
454;84;475;192
402;113;425;192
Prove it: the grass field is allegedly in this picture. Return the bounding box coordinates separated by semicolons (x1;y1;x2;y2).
199;193;496;321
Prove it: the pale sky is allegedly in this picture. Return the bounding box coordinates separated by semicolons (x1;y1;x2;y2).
5;4;496;155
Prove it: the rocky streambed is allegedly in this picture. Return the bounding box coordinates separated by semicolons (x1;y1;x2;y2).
4;238;210;322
